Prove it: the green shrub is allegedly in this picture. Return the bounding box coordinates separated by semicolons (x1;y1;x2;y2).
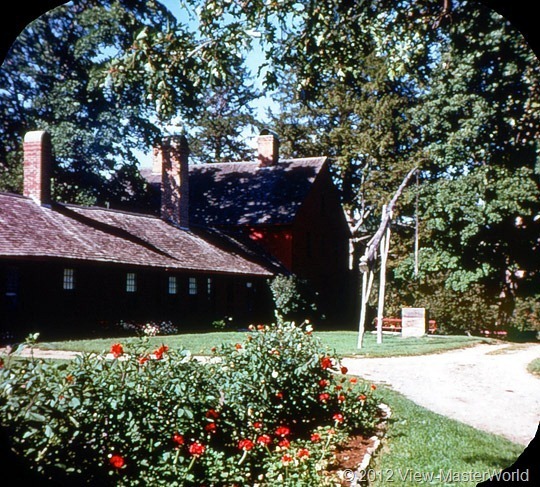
0;323;380;486
269;275;318;321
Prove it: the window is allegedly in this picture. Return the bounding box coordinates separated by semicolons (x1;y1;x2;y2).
207;277;212;295
6;267;19;296
188;277;197;295
63;268;75;290
168;276;177;295
246;282;253;288
126;272;137;293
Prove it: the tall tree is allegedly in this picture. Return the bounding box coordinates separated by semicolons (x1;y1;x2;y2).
0;0;182;205
189;63;260;164
0;0;257;206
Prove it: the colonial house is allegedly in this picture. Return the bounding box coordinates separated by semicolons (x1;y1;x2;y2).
143;130;351;324
0;129;351;342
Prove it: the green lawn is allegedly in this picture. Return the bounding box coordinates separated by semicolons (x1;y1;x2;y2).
368;386;525;486
36;331;490;358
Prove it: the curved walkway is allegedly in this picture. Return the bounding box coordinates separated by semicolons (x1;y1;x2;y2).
342;342;540;446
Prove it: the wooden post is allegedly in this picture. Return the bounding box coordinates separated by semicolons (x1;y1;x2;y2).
357;268;374;349
376;208;392;345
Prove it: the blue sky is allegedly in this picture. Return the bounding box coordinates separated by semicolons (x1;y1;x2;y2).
134;0;277;167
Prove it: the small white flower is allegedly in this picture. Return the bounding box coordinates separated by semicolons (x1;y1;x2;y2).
271;370;279;378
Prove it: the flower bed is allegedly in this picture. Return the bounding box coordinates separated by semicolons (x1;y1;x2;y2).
0;321;381;486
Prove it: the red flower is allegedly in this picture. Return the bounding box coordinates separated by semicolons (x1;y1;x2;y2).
253;421;263;430
318;393;330;403
238;438;254;451
350;377;358;384
340;366;348;374
319;379;329;388
371;384;377;391
65;374;74;383
358;394;367;401
310;433;321;443
275;426;290;437
211;346;217;353
297;448;310;459
278;438;290;449
333;413;344;423
205;423;217;434
235;343;242;350
257;434;272;446
320;356;333;369
205;409;219;419
109;454;125;469
338;394;346;403
172;433;185;445
275;391;284;399
282;453;294;465
335;385;343;391
153;345;168;360
110;343;123;358
138;355;149;365
0;358;4;369
188;441;205;457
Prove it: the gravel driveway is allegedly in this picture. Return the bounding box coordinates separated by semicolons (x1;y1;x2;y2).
342;342;540;446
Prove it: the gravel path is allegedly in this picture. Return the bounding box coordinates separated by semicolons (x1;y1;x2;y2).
342;342;540;446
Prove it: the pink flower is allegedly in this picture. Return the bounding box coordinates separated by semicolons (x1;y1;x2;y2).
110;343;123;358
310;433;321;443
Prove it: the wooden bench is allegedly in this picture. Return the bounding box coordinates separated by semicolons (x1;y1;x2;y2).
374;317;437;334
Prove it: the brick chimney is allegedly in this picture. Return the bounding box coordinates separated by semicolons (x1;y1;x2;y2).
257;130;279;167
161;134;190;229
23;130;52;205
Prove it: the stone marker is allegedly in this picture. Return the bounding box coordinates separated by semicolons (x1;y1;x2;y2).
401;307;426;338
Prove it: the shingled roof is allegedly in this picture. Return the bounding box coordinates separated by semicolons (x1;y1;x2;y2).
143;157;327;227
0;192;273;276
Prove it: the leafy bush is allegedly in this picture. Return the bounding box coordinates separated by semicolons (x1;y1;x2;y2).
269;276;318;321
0;323;380;486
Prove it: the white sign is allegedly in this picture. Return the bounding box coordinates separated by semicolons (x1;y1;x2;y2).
401;308;426;338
